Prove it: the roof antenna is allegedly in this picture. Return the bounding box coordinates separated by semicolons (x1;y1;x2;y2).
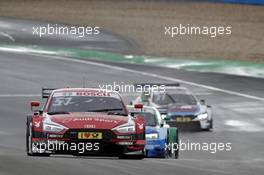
83;76;85;88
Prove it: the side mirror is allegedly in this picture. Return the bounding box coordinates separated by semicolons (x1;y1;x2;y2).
200;99;206;105
134;104;143;109
30;101;40;112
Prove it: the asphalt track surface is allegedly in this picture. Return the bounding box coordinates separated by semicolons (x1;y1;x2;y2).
0;18;264;175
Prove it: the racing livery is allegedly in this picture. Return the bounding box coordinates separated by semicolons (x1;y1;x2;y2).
132;84;213;131
26;88;145;159
127;105;179;158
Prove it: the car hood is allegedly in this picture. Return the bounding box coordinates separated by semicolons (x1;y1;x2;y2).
47;112;128;129
145;126;159;134
167;104;200;115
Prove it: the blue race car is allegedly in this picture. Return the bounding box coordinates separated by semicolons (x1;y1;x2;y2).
127;105;179;159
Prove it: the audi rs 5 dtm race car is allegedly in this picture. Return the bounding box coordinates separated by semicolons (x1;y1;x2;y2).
26;88;145;159
131;84;213;131
127;105;179;159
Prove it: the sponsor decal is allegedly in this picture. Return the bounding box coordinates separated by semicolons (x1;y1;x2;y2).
48;134;64;138
84;124;96;128
137;123;144;130
78;132;103;139
34;121;41;128
175;117;192;122
117;135;132;139
62;117;118;124
53;91;110;97
76;91;110;97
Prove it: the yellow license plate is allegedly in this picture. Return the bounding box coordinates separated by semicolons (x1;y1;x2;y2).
78;132;103;139
176;117;192;122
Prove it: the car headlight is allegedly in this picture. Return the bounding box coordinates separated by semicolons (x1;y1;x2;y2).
197;113;208;120
112;119;136;133
146;133;158;139
43;118;67;132
113;125;135;133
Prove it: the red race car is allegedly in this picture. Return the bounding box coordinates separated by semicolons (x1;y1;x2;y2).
26;88;145;159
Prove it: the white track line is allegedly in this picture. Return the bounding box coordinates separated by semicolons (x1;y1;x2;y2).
225;120;264;132
33;53;264;102
0;32;15;42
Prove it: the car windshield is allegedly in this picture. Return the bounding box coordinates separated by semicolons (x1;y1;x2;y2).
153;93;197;106
48;95;126;115
131;112;157;126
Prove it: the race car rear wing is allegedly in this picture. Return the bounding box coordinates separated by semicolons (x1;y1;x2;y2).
42;88;57;99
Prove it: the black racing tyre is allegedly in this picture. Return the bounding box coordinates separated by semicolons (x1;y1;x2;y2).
210;118;213;129
166;127;179;159
202;119;213;131
26;116;33;156
173;129;179;159
26;116;50;157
